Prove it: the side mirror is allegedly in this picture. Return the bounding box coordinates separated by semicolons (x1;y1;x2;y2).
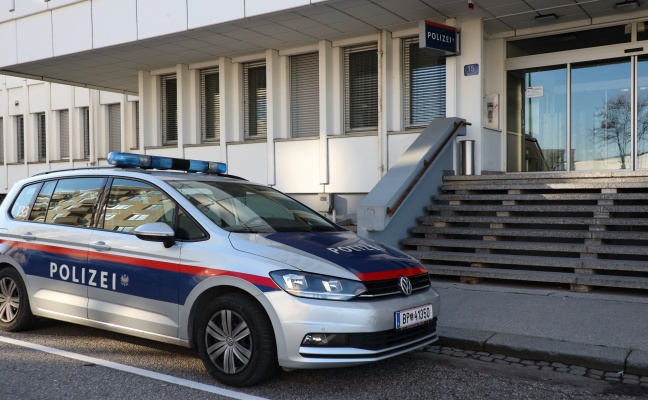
134;222;176;248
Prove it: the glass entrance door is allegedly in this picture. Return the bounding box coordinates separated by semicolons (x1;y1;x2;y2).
507;56;648;172
507;66;567;172
571;58;631;170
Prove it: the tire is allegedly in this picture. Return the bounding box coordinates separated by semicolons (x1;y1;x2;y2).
195;292;278;387
0;267;38;332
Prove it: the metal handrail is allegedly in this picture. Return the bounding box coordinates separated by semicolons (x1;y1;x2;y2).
386;120;470;217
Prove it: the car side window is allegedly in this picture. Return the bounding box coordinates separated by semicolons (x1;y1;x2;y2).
9;183;41;221
29;181;56;222
45;178;104;227
102;179;176;233
175;208;208;241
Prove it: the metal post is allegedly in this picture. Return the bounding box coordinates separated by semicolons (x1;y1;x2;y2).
460;139;475;175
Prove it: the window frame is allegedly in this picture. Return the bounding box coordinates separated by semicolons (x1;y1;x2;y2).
161;74;178;145
403;37;447;128
243;61;267;139
290;52;320;138
200;68;220;143
344;43;379;133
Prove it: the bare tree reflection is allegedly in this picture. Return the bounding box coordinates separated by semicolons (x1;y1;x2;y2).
590;92;648;169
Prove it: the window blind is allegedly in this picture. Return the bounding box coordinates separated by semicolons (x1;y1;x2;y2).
290;53;319;138
404;37;446;127
82;107;90;159
244;62;267;138
37;113;46;161
108;104;121;153
17;116;24;162
344;44;378;132
0;118;4;164
162;75;178;144
60;110;69;159
201;68;220;142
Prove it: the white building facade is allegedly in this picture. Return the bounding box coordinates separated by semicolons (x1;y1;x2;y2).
0;0;646;222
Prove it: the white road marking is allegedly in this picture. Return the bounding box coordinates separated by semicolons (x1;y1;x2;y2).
0;335;268;400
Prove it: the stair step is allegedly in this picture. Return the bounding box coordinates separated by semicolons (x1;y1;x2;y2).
423;265;648;290
403;238;648;256
419;215;648;226
435;193;648;202
410;226;648;241
427;204;648;213
410;250;648;272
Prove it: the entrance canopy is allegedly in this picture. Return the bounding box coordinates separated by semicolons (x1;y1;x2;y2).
0;0;644;94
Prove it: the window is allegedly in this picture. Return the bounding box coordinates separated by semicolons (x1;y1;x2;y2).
45;178;104;227
161;75;178;145
108;104;121;153
134;101;140;150
101;179;175;233
17;116;24;162
404;37;446;127
344;44;378;132
244;62;267;138
37;113;46;161
201;68;220;142
82;107;90;159
290;53;319;137
0;117;4;164
507;25;631;58
59;110;69;159
10;183;40;220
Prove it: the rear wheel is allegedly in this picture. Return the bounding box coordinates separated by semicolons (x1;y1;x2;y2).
195;292;278;387
0;267;38;332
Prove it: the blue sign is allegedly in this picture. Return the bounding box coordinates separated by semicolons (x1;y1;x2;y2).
464;64;479;76
419;20;460;56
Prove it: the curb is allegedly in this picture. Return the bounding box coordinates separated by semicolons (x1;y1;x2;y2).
436;326;648;376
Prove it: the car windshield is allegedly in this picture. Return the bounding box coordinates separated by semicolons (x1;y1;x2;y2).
168;180;340;233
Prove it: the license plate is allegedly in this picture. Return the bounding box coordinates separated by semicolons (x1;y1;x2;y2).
395;304;433;329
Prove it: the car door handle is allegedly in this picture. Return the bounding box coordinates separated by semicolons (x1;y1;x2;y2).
20;232;36;241
89;241;111;251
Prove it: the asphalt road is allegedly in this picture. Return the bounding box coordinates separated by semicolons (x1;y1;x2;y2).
0;319;645;400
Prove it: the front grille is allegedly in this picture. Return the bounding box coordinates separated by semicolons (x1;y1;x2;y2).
348;317;437;351
359;273;431;298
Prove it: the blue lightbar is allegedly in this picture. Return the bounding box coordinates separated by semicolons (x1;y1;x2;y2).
107;152;227;174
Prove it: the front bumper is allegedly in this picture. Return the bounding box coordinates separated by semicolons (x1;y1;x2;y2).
265;287;440;369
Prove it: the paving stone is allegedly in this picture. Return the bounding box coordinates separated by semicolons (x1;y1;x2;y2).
623;378;639;385
589;369;604;376
551;362;568;368
569;370;587;376
505;357;522;363
624;374;640;380
587;374;603;380
556;368;569;373
536;361;550;366
604;377;621;382
640;376;648;383
451;351;468;358
476;352;490;356
479;356;493;362
441;350;454;355
570;365;587;371
541;366;555;372
494;359;510;365
521;360;535;365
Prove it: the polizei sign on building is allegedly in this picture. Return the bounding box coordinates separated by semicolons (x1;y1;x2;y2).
419;20;460;55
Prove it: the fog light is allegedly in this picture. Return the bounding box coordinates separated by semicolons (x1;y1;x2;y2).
302;333;348;346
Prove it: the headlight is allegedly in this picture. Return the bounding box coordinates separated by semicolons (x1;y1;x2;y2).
270;270;367;301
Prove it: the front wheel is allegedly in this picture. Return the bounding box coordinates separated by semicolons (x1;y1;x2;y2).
195;293;278;387
0;267;38;332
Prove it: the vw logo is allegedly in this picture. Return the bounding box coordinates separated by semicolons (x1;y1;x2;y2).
398;276;413;296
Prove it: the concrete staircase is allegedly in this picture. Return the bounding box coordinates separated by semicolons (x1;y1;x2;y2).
402;171;648;292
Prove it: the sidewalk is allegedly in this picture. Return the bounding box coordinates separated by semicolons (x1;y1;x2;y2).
431;280;648;376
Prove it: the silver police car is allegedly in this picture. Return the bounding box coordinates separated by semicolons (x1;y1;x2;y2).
0;152;439;387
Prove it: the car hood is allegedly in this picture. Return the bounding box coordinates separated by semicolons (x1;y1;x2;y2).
228;230;426;281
